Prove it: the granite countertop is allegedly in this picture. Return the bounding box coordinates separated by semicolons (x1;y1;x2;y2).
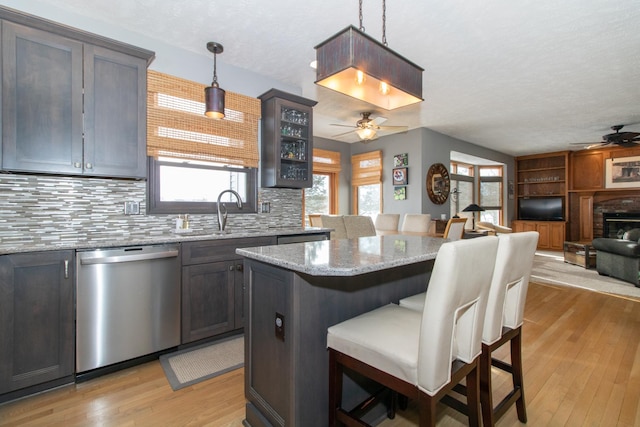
0;227;330;255
236;234;443;276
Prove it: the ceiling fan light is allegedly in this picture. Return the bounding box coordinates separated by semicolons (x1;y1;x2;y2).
315;26;423;110
356;127;376;140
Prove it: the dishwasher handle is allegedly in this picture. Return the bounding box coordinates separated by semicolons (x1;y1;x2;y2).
80;249;179;265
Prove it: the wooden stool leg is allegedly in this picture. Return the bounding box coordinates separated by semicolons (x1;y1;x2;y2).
511;329;527;423
328;349;343;427
418;392;437;427
466;362;481;427
480;344;495;427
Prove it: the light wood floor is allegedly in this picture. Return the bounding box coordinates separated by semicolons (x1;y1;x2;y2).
1;282;639;426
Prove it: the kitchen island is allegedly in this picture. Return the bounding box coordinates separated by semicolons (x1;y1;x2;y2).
237;235;443;427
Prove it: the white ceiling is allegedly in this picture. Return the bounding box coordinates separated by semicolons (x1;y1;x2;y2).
33;0;640;156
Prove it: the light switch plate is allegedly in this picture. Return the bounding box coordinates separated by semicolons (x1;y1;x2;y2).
124;201;140;215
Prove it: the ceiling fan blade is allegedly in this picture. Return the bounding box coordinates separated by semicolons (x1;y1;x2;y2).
618;141;640;148
378;125;408;131
372;116;387;125
330;124;356;128
331;129;358;138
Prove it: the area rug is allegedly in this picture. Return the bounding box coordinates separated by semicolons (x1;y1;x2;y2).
160;335;244;391
531;251;640;300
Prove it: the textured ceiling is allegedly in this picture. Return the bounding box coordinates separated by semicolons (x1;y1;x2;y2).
33;0;640;156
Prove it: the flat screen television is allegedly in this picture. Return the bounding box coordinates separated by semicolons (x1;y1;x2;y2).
519;197;564;221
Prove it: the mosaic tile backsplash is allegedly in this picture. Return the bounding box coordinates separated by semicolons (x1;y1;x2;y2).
0;173;303;250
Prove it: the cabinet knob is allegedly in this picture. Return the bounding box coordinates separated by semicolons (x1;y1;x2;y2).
85;162;93;169
236;264;243;272
229;265;234;271
74;162;82;168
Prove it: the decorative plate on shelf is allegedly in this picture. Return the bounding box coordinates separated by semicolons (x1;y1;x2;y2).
426;163;450;204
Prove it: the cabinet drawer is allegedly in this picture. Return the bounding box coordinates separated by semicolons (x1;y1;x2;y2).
182;236;277;265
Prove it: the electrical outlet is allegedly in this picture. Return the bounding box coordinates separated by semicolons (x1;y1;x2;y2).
261;202;270;213
124;201;140;215
275;312;285;341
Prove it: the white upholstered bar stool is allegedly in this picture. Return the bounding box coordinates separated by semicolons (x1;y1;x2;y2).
327;237;499;427
374;213;400;233
400;213;431;233
399;231;539;426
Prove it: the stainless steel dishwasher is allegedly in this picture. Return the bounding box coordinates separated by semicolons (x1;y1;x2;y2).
76;244;180;373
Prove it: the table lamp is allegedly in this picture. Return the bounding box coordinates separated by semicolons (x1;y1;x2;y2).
462;203;484;231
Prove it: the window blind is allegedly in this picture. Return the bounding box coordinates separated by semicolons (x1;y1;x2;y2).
147;70;260;168
351;150;382;186
313;148;341;173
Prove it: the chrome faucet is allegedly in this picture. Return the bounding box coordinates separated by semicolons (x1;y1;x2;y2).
217;189;243;231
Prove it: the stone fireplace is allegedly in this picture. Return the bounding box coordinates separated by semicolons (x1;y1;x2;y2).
593;195;640;238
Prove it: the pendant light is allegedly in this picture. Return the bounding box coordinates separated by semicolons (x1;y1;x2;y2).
315;0;423;110
205;41;225;119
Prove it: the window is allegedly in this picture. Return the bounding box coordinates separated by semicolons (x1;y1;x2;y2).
148;157;257;214
450;162;474;177
305;174;331;215
450;178;474;219
356;184;381;216
352;151;382;217
304;149;341;225
479;166;504;224
146;71;260;214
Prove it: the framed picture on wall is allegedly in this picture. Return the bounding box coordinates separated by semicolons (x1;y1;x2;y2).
394;186;407;200
393;153;408;167
605;156;640;188
393;167;408;185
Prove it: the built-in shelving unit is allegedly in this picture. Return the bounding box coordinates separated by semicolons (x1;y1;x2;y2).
515;151;569;250
516;152;568;198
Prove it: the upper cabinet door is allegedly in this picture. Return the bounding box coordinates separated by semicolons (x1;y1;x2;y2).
1;21;84;174
83;45;147;179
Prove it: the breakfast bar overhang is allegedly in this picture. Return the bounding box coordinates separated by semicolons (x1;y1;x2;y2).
237;235;443;427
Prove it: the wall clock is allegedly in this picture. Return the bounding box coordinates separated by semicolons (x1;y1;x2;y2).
426;163;450;204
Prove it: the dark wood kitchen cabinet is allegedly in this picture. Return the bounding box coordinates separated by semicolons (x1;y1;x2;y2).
181;236;276;344
0;250;75;401
0;9;153;178
259;89;317;188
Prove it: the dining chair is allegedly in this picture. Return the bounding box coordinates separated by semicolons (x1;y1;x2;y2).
443;217;467;240
327;236;499;427
400;213;431;233
374;213;400;232
343;215;377;238
399;231;539;426
320;215;348;239
308;214;323;227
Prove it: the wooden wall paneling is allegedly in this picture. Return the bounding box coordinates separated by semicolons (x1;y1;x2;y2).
579;195;594;242
570;151;604;190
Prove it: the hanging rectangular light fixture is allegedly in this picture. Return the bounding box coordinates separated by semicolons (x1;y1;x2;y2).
314;25;423;110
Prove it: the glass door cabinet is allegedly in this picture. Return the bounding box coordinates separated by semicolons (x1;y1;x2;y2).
259;89;317;188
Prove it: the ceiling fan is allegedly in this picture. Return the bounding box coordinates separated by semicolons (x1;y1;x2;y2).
572;124;640;149
330;112;408;142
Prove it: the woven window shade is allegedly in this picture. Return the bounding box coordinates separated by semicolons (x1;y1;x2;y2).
313;148;341;173
351;150;382;186
147;70;261;167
